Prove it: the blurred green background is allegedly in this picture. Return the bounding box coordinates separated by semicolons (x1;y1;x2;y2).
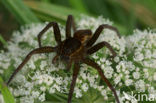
0;0;156;49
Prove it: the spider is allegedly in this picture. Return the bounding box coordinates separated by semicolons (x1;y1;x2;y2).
7;15;121;103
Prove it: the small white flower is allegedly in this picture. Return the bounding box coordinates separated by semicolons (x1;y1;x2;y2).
125;79;133;86
145;49;152;59
101;89;107;96
49;87;55;94
53;84;61;92
39;93;45;102
14;74;26;84
104;66;114;79
40;86;46;92
32;91;40;98
29;60;36;70
133;72;140;79
55;77;63;85
135;80;145;92
114;56;120;63
97;86;104;91
134;52;144;62
82;83;88;92
125;70;130;75
45;76;54;86
75;88;82;98
114;75;121;84
40;61;47;70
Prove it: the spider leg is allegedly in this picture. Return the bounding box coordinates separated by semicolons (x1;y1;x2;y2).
66;15;76;39
38;22;61;47
87;41;116;57
68;62;80;103
87;24;121;47
7;46;56;85
52;55;59;64
83;58;120;103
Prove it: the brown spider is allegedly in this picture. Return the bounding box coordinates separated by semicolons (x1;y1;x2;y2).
7;15;121;103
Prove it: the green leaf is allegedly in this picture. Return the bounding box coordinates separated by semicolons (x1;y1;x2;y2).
0;35;8;46
24;1;81;23
113;23;129;35
24;1;126;35
0;77;15;103
1;0;39;24
68;0;88;13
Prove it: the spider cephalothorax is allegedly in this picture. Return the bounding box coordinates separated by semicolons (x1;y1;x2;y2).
7;15;121;103
56;30;91;66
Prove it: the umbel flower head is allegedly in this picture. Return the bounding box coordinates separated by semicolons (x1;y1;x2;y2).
126;30;156;94
0;15;156;103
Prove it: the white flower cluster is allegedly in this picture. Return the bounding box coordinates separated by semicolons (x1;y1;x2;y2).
0;16;156;103
126;30;156;101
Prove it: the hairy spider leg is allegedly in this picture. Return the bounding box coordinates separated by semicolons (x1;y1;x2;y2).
68;63;80;103
7;47;56;85
87;24;121;47
37;22;61;47
83;58;120;103
87;41;116;57
66;15;76;39
52;55;59;64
